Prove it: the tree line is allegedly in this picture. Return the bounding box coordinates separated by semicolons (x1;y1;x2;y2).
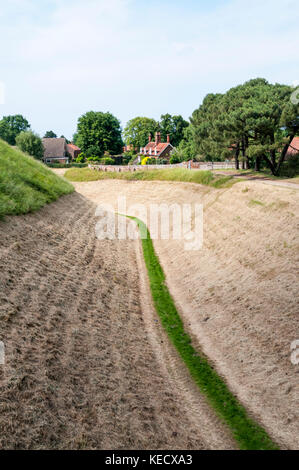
0;116;71;159
0;77;298;175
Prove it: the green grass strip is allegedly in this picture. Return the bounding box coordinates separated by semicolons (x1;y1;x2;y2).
64;167;236;188
126;214;279;450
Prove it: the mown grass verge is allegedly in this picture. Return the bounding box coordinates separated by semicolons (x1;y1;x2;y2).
0;139;74;218
127;214;278;450
64;167;236;188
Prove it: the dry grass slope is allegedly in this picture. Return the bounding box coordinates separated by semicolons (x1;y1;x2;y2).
0;193;234;450
72;178;299;449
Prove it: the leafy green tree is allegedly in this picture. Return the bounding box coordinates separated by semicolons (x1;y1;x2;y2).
176;125;198;161
60;135;70;144
75;111;123;157
159;114;189;147
44;130;57;138
231;79;297;174
16;131;44;160
123;117;158;149
186;78;299;174
0;115;30;145
84;144;103;160
190;93;229;162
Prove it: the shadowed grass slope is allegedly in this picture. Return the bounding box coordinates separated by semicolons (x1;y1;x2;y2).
128;215;279;450
65;167;235;188
0;139;74;218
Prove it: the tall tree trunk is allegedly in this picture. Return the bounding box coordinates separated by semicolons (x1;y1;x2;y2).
270;149;276;167
241;139;245;169
245;136;250;169
263;155;276;175
263;134;295;176
270;132;276;167
275;134;295;175
234;142;240;170
255;156;261;172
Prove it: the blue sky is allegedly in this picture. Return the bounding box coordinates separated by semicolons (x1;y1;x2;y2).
0;0;298;139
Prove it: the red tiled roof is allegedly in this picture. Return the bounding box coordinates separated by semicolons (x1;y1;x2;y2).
287;137;299;156
145;142;156;149
67;143;81;151
142;142;172;157
156;143;169;151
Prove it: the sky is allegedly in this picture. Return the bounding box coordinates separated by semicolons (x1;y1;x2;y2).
0;0;298;139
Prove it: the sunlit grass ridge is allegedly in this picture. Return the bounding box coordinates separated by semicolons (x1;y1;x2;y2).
65;167;235;188
0;139;74;218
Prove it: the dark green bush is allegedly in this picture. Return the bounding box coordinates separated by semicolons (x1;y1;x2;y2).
169;153;182;164
278;154;299;177
47;162;87;168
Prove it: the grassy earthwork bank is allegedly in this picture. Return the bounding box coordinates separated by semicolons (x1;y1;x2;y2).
0;139;74;218
64;167;236;188
128;214;279;450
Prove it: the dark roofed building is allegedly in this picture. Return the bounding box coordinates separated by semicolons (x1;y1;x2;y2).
42;137;68;164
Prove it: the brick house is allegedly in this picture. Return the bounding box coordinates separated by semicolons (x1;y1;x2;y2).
123;144;138;153
66;143;81;160
139;132;174;160
42;138;81;164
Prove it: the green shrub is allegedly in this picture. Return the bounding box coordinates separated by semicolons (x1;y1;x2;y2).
169;153;182;164
279;154;299;178
100;157;115;165
127;154;139;165
146;157;157;165
75;152;86;163
87;155;102;162
122;151;136;165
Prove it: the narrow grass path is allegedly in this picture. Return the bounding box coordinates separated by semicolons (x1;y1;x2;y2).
126;215;279;450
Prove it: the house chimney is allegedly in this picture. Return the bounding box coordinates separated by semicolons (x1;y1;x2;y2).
155;132;158;144
148;133;152;142
167;134;170;143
